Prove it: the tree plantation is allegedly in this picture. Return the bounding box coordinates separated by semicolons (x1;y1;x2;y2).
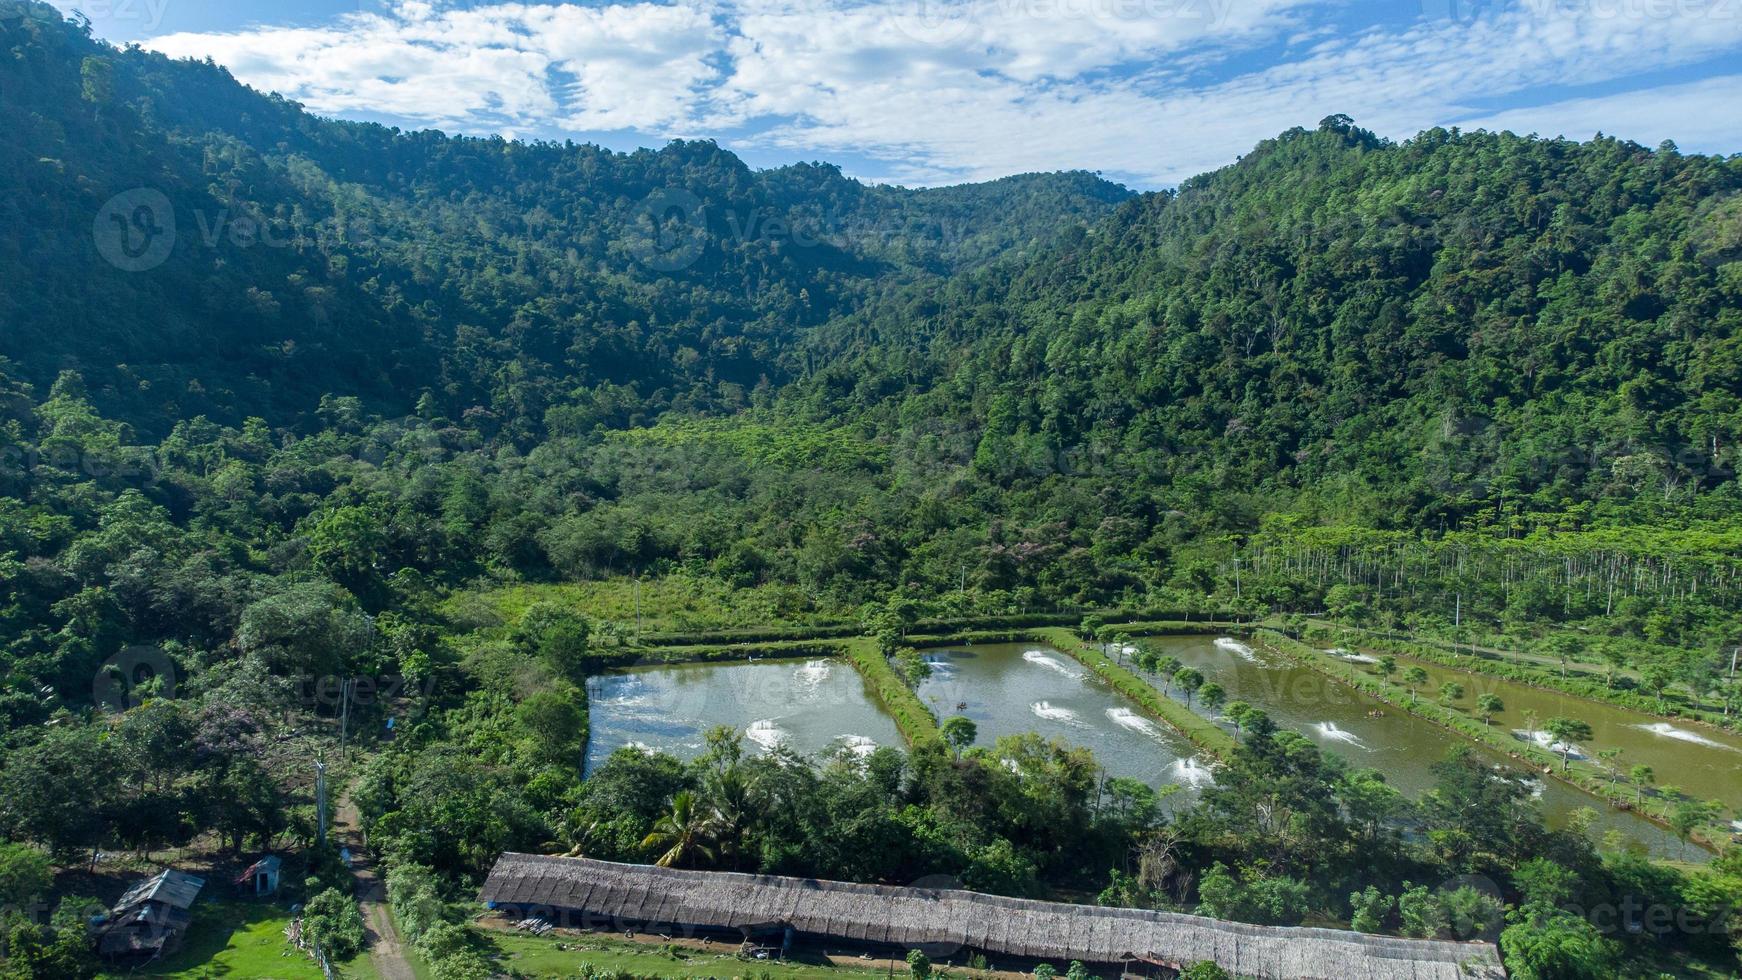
0;2;1740;978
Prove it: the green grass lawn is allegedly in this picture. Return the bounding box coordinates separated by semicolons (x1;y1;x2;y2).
481;928;925;980
111;899;379;980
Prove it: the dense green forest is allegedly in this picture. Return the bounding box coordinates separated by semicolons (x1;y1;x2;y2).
1;1;1740;977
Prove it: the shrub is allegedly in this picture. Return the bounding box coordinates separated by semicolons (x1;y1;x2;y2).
302;888;366;960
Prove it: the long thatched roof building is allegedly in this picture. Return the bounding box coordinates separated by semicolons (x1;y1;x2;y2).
479;854;1505;979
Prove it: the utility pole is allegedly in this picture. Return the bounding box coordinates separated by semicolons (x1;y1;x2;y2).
315;758;329;847
339;678;351;748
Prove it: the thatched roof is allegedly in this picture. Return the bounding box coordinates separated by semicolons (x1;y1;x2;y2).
479;855;1505;979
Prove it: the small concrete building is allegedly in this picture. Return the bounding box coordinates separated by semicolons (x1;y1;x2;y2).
235;855;283;897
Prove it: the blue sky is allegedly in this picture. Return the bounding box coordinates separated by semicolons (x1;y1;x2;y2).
58;0;1742;188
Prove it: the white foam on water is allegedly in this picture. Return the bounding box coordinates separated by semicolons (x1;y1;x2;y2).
795;659;832;688
1326;649;1378;664
1170;757;1216;789
1313;721;1368;749
1031;701;1083;726
836;734;880;758
1634;722;1737;751
923;655;956;675
1106;707;1167;742
1022;650;1080;677
1214;637;1258;662
1513;729;1587;760
623;740;658;756
1120;644;1139;656
746;719;788;752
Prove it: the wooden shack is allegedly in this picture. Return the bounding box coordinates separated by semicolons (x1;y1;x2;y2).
95;868;205;960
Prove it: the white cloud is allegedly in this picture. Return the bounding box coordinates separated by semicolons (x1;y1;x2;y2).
140;0;1742;186
1460;74;1742;151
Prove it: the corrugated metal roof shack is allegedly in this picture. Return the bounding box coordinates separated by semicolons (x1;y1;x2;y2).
95;868;206;960
478;854;1506;979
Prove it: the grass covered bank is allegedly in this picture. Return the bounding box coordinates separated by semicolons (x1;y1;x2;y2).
1029;627;1237;758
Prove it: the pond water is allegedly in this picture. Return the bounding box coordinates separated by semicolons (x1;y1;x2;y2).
1142;635;1698;860
913;643;1215;800
584;639;1718;859
1331;642;1742;814
584;657;904;773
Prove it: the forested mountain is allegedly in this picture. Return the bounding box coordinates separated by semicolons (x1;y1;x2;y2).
798;116;1742;534
1;0;1737;656
0;0;1129;433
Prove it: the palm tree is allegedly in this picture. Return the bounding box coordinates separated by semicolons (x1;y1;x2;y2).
1438;682;1465;707
1543;717;1594;771
641;791;714;868
1629;765;1655;806
1377;656;1397;682
1476;693;1504;726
